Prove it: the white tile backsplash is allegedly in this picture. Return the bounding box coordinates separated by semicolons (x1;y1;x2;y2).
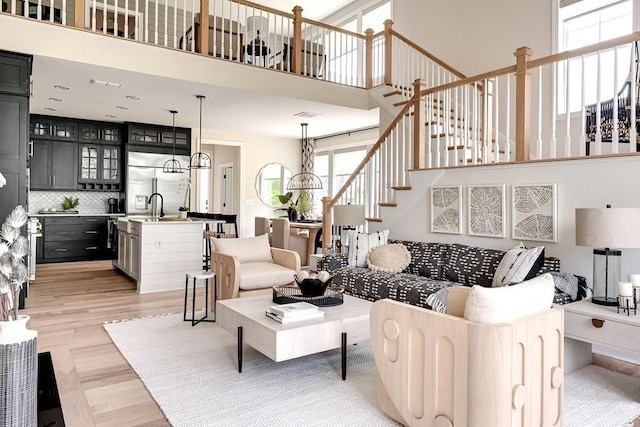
29;191;120;214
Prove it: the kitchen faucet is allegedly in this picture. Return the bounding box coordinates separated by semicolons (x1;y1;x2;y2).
147;193;165;218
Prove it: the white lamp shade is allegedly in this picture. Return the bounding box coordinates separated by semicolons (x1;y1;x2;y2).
575;208;640;248
246;16;269;39
333;204;365;226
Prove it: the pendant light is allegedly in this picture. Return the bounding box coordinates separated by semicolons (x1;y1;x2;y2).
163;110;184;174
190;95;212;169
287;123;323;190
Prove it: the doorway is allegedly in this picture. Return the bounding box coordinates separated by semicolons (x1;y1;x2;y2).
219;163;234;214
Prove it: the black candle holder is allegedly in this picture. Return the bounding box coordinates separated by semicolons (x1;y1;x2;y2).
617;295;637;316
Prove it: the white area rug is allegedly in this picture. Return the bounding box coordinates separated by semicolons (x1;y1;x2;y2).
104;313;640;427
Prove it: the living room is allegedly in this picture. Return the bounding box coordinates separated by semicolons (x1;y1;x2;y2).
2;0;640;425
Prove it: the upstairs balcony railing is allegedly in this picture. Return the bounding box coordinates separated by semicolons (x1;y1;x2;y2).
1;0;462;91
322;32;640;247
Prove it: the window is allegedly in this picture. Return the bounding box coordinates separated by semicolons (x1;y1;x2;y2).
557;0;633;113
312;147;368;213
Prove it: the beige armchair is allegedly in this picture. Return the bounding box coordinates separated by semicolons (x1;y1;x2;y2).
371;274;564;426
211;233;300;304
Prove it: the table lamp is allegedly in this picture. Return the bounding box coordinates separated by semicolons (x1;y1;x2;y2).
575;205;640;305
333;204;365;252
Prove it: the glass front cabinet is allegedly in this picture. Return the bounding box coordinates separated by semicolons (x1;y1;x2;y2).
78;144;121;191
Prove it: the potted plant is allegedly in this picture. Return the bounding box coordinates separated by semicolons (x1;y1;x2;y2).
62;196;79;211
0;205;37;426
276;191;299;222
178;178;191;218
296;192;313;220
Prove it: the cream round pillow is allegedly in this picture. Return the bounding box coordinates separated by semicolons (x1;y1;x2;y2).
366;243;411;273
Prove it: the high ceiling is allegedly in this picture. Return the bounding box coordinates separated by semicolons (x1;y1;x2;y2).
26;0;377;140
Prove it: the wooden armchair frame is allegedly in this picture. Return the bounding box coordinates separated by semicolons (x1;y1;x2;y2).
370;299;564;426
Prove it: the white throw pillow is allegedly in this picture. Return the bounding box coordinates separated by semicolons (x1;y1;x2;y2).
464;273;555;324
347;229;389;267
212;233;273;264
366;243;411;273
492;243;545;287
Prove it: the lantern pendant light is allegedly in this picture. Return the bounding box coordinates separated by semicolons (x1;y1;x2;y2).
162;110;184;174
190;95;212;169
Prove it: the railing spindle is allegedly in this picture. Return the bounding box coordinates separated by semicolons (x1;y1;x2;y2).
612;46;619;154
631;43;637;152
565;59;572;157
595;50;602;155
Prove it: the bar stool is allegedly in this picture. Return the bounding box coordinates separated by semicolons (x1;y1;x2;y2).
184;270;217;326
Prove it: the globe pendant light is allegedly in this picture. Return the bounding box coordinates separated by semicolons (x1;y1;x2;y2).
163;110;184;174
190;95;212;169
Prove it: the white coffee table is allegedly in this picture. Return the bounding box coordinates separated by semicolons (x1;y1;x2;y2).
216;294;372;380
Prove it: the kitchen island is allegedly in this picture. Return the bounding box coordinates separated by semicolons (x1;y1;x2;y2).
115;218;203;294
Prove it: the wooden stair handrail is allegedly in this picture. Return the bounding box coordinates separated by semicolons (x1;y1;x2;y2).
389;29;467;80
328;101;413;209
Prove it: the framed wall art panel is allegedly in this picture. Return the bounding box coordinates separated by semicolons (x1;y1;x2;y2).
511;183;557;242
431;185;462;234
468;184;506;238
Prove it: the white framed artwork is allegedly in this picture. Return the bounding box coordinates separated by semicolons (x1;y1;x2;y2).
511;183;557;242
431;185;462;234
467;184;506;238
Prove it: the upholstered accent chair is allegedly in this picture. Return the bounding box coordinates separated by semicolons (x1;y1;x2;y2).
271;218;310;266
211;233;300;303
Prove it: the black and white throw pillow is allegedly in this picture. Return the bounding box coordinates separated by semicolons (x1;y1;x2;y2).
491;242;545;287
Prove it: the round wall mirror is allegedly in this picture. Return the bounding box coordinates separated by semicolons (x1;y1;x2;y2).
255;163;292;207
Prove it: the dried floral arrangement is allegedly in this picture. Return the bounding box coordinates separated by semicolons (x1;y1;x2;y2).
0;206;28;321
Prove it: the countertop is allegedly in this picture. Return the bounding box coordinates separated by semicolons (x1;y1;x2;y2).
29;212;126;217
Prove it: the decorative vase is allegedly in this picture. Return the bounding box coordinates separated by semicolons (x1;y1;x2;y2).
179;211;188;219
288;208;299;222
0;315;38;427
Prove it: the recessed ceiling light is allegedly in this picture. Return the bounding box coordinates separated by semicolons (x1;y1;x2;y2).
90;79;122;88
126;95;140;100
54;85;70;90
105;114;117;118
44;107;58;111
294;111;322;118
115;106;128;110
48;97;63;102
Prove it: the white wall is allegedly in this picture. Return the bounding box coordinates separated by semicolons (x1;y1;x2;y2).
194;128;301;237
382;156;640;283
393;0;553;76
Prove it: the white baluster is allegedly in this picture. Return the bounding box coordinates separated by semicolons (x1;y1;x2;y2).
536;66;543;159
580;55;586;156
494;76;500;163
631;43;637;152
113;0;118;35
91;0;96;31
172;0;177;48
61;0;66;25
102;0;106;33
153;0;158;44
505;75;511;161
595;50;602;155
550;62;557;159
612;46;619;154
565;59;572;157
482;79;489;164
144;0;148;42
124;0;129;38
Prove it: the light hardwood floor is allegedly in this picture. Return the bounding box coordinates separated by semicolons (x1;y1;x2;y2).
23;261;640;426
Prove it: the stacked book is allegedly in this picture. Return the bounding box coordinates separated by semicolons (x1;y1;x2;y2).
266;301;325;324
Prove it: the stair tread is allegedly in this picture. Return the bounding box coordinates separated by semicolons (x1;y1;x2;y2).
391;186;412;190
379;202;397;207
383;90;403;97
366;217;383;223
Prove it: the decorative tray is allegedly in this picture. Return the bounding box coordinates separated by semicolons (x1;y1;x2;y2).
272;284;344;307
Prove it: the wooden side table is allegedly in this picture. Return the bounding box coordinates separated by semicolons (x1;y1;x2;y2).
564;299;640;373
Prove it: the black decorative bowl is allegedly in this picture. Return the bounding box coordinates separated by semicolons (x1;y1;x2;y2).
294;278;330;297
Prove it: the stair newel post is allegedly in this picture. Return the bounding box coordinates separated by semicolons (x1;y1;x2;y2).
365;28;374;89
412;78;426;170
514;46;533;161
292;6;303;75
322;197;333;251
75;0;84;29
383;19;394;86
197;0;210;56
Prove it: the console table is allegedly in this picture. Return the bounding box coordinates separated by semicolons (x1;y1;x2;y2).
564;299;640;373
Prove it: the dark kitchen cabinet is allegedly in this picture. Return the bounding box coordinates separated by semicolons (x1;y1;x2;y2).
39;216;109;262
30;140;78;190
126;122;191;155
0;50;30;227
79;121;121;144
78;144;121;191
30;116;78;141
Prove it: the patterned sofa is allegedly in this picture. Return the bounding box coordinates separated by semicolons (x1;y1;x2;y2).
318;240;585;312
